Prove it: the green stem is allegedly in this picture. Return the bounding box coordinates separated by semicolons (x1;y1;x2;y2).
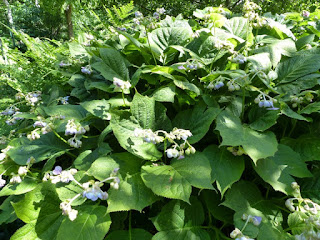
241;87;246;120
146;30;157;65
129;211;132;240
53;130;68;144
121;90;126;106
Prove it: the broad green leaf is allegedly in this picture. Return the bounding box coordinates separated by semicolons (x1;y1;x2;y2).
56;205;111;240
248;107;279;131
152;198;210;240
88;153;159;212
7;132;69;165
149;27;192;53
81;100;111;120
216;110;278;163
173;103;221;144
300;170;320;204
257;222;292;240
276;73;320;96
253;38;296;67
223;181;285;238
92;48;130;81
73;144;112;171
281;135;320;162
152;85;176;103
106;229;152;240
34;182;64;239
300;102;320;114
110;110;162;161
201;190;233;223
43;105;88;120
12;185;44;223
203;145;245;196
247;53;272;71
280;103;310;121
173;79;201;96
10;223;40;240
276;53;320;84
254;144;312;195
296;34;315;50
224;17;250;39
0;178;37;197
0;195;22;224
287;212;308;235
68;42;89;57
131;93;156;129
141;153;213;203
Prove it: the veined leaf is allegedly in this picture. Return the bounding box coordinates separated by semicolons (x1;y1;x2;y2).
215;110;278;163
141;153;213;203
254;144;312;195
152;198;210;240
203;145;245;196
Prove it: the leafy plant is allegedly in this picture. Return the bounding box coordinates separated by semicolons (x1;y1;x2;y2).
2;1;320;239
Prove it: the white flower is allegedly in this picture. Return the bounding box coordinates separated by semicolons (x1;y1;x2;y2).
10;174;22;184
18;166;28;176
0;176;6;188
33;121;47;128
0;153;6;161
52;166;62;175
113;77;131;91
68;137;82;148
27;130;41;141
170;128;192;140
50;168;77;184
166;148;180;158
60;202;78;221
110;177;120;190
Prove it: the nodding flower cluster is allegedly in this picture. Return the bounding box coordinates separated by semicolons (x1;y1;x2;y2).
65;119;90;148
285;182;320;240
177;63;199;71
230;214;262;240
1;106;24;126
25;91;42;106
0;156;35;188
213;37;235;52
46;166;120;221
229;54;247;64
254;93;279;110
134;127;195;159
27;119;52;140
81;66;91;75
113;77;132;92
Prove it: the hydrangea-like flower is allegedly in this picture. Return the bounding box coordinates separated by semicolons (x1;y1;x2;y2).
82;181;108;201
113;77;131;91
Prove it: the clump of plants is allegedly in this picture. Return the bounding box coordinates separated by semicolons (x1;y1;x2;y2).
1;1;320;239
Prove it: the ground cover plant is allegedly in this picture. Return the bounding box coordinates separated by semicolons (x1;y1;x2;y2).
2;1;320;239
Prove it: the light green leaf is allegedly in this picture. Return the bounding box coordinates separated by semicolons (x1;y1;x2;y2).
106;229;152;240
281;135;320;162
224;17;251;39
287;212;308;235
131;93;156;129
216;110;278;163
141;153;213;203
10;223;40;240
12;185;44;223
173;79;201;96
296;34;315;50
92;48;130;81
34;182;64;239
56;205;111;240
43;105;88;120
68;42;89;57
254;144;312;195
88;153;159;212
0;195;22;224
110;111;162;161
7;132;69;165
152;198;210;240
152;85;176;103
173;103;221;144
203;145;245;196
0;178;37;197
276;53;320;84
81;100;111;120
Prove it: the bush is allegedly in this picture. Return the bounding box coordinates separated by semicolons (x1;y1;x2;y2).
1;1;320;239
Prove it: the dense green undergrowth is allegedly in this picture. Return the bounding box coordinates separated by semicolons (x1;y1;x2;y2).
1;1;320;239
